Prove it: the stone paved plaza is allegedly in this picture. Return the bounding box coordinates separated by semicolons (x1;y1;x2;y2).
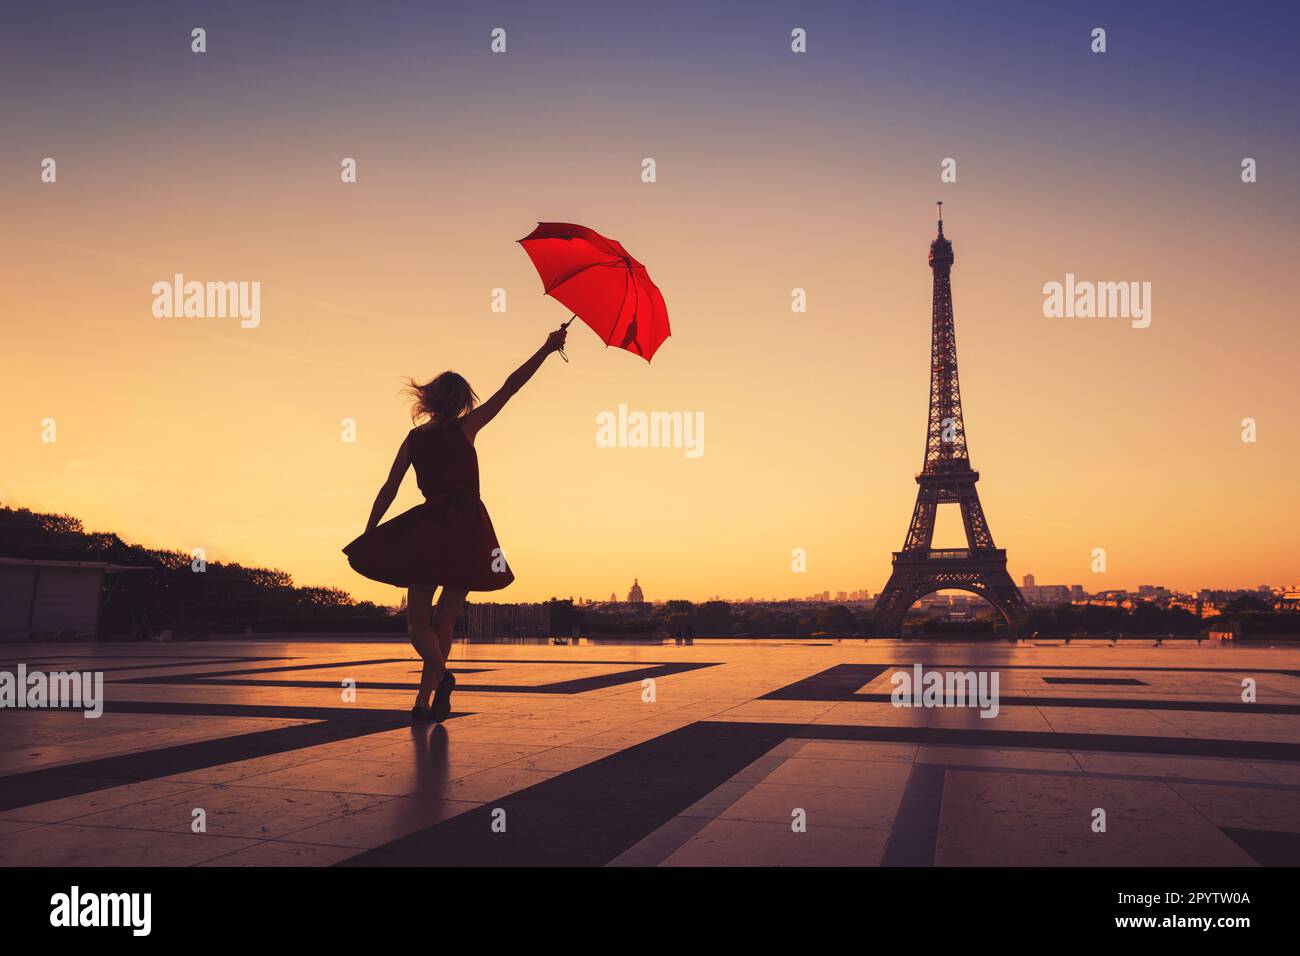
1;639;1298;867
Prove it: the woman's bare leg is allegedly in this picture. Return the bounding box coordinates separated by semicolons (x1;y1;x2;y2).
407;585;442;709
432;587;468;664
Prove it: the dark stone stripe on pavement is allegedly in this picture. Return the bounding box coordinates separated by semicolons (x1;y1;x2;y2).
338;721;791;867
882;763;946;866
0;710;418;811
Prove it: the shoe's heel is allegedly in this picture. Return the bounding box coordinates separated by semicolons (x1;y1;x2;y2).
432;671;456;722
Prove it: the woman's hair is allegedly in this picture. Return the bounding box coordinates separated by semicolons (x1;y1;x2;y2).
404;371;478;424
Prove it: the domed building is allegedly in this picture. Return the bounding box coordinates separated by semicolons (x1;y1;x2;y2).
627;578;645;604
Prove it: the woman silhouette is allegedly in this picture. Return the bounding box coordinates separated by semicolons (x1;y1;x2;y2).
343;325;568;721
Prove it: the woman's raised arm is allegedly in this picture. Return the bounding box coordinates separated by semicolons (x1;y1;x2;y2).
461;326;567;441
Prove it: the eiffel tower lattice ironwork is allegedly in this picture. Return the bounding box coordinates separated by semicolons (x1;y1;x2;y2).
873;206;1028;635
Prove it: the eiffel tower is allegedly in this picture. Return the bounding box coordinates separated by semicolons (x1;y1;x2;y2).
873;206;1028;635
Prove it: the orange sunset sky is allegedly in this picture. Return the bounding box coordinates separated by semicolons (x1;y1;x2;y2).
2;3;1297;606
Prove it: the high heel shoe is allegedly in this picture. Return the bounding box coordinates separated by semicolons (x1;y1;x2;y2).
431;670;456;722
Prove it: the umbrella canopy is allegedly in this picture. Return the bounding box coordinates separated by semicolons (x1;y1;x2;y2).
518;222;670;362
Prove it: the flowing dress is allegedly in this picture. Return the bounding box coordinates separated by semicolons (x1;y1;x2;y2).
343;421;514;590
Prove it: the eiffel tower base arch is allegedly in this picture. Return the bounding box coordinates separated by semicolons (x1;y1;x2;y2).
873;552;1028;637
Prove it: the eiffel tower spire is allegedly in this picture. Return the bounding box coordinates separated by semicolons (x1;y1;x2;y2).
873;209;1027;635
923;200;969;476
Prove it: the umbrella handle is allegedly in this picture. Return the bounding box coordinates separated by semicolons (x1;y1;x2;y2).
555;314;577;361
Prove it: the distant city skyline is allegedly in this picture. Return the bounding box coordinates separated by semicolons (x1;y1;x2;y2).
505;575;1297;608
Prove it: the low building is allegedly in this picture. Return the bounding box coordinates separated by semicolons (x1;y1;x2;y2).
0;558;146;641
1021;584;1072;607
466;602;553;641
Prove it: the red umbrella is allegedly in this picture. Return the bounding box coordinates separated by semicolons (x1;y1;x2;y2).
518;222;670;363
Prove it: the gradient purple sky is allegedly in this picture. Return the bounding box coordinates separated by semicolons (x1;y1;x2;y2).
3;2;1298;604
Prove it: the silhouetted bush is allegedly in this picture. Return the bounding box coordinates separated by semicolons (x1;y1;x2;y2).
0;506;397;637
